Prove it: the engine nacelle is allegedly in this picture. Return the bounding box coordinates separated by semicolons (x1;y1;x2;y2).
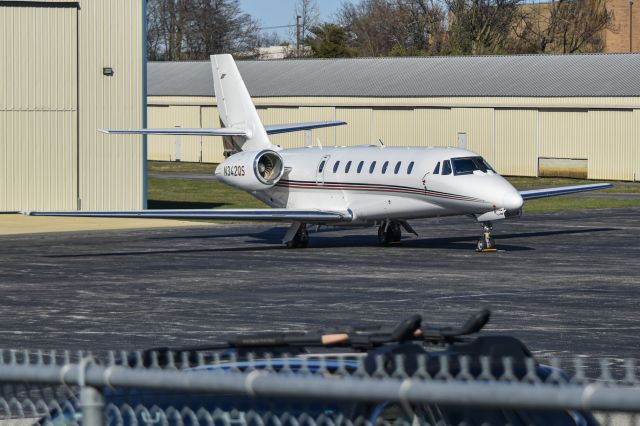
215;149;284;191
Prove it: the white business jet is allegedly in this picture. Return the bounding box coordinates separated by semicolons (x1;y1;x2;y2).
23;54;612;251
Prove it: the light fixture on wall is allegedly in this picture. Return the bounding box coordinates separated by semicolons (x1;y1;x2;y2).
103;67;114;77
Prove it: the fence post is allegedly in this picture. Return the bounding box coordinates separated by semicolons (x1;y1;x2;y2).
80;385;104;426
175;125;182;162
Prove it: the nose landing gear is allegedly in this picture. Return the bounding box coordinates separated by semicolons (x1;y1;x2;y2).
378;221;402;246
476;222;496;252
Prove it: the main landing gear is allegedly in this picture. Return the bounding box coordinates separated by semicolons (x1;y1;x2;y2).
476;222;496;252
378;221;402;246
284;223;309;249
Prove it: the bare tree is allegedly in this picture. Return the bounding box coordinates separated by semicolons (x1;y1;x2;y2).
146;0;261;60
514;0;614;53
338;0;447;56
445;0;523;54
147;0;164;60
291;0;320;56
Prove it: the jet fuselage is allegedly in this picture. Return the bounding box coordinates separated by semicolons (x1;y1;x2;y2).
252;145;523;225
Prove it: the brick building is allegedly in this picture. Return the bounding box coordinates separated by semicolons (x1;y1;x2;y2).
604;0;639;51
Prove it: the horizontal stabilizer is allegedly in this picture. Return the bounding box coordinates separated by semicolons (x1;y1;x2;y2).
264;121;347;135
98;121;346;137
20;208;353;223
98;128;248;137
520;183;612;200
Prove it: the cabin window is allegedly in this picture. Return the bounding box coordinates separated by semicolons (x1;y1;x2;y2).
333;161;340;173
433;162;440;174
394;161;401;174
345;161;352;173
382;161;389;174
442;160;452;175
407;161;415;174
318;160;326;173
369;161;377;173
357;161;364;173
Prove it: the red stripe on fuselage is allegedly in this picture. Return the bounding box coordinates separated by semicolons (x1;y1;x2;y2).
275;180;482;202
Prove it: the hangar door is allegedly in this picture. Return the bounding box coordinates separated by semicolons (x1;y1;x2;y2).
0;3;78;211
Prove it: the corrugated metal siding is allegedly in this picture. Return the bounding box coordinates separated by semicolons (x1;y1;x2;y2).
300;106;336;146
78;0;143;210
0;5;78;211
10;0;77;2
159;105;201;162
539;110;589;160
149;56;640;98
149;95;640;109
147;106;175;161
373;108;413;147
257;107;305;149
415;108;452;148
587;110;635;180
148;105;204;162
452;108;494;164
635;110;640;182
494;109;537;177
200;106;224;163
336;108;372;146
147;96;640;181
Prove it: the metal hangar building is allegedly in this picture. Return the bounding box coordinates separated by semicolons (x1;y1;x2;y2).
148;54;640;182
0;0;146;212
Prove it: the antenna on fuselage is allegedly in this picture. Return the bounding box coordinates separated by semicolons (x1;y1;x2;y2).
378;138;385;147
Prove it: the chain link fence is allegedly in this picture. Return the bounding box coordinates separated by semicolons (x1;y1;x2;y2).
0;349;639;425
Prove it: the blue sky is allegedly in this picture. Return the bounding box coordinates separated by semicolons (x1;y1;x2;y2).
239;0;352;41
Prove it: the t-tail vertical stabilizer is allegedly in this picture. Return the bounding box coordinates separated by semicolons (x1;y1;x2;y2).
211;54;272;154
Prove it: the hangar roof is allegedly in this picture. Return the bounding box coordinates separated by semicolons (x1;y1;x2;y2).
148;53;640;98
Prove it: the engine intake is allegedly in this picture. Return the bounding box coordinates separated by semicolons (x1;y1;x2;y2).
255;151;283;185
215;150;285;191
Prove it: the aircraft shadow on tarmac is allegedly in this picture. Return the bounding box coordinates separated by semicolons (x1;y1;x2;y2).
147;228;285;241
47;227;615;257
307;227;616;251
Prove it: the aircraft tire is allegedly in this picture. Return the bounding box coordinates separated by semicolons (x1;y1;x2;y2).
287;226;309;249
476;236;496;251
391;223;402;243
378;222;401;246
378;224;390;246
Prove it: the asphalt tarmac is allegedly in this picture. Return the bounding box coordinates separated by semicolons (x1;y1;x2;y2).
0;208;639;369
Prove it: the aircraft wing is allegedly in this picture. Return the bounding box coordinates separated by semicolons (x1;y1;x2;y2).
20;208;353;223
519;183;612;200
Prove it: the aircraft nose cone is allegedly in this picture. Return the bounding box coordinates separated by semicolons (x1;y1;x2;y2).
503;191;523;210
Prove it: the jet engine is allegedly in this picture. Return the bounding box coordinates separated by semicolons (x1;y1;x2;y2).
215;149;285;191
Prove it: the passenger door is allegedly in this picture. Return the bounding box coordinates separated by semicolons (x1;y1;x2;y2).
316;155;330;184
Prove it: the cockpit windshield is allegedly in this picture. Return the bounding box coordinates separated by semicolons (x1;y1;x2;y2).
451;157;495;176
